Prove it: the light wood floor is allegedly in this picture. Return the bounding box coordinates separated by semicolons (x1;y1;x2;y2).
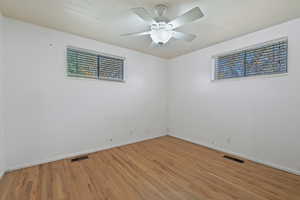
0;136;300;200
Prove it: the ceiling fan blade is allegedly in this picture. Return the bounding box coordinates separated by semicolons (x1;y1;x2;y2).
121;31;151;37
131;7;156;24
169;7;204;29
172;31;196;42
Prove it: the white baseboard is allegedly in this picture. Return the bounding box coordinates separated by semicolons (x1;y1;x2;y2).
7;133;300;177
7;134;166;172
171;134;300;176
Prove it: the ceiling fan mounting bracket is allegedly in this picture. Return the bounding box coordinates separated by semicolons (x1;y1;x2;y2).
154;4;168;17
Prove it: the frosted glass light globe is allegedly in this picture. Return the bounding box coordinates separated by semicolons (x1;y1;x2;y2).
150;22;173;44
150;30;173;44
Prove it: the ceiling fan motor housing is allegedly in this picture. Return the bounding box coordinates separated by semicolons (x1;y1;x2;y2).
151;22;172;31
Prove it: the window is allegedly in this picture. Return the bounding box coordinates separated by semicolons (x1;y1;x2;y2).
67;47;125;81
214;39;288;80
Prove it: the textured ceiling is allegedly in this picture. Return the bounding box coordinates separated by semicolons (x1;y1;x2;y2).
1;0;300;59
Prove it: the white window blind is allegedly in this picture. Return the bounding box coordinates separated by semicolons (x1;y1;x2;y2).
67;48;125;81
99;56;124;81
215;39;288;80
67;49;98;79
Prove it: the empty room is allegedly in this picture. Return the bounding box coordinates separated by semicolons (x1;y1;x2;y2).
0;0;300;199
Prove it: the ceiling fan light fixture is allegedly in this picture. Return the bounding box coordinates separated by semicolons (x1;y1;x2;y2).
150;30;173;44
122;5;204;46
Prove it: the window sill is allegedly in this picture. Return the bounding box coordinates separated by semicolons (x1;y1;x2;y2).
211;72;288;82
65;75;126;83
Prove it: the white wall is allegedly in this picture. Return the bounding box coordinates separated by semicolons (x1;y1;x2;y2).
3;18;168;170
0;12;6;178
168;18;300;175
2;15;300;175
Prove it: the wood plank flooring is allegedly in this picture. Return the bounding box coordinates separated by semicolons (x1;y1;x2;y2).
0;136;299;200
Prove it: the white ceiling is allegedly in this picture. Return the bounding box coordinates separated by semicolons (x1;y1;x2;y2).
1;0;300;59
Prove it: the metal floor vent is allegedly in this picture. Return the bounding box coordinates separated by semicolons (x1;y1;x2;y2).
71;155;89;162
223;155;244;163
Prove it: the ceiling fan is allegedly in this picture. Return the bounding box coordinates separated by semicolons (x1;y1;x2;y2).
121;4;204;46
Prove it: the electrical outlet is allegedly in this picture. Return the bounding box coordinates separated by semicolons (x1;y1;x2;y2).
227;137;231;144
130;130;134;135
